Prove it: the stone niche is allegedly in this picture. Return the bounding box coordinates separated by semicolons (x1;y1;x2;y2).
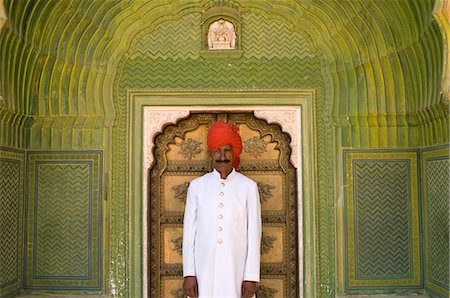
208;19;236;50
200;5;243;58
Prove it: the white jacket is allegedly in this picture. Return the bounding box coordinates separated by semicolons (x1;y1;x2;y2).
183;169;262;297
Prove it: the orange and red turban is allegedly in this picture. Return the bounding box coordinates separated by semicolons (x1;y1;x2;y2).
207;120;243;170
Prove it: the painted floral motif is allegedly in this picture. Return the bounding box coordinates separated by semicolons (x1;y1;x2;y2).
171;236;183;255
256;283;278;297
257;181;276;202
171;288;185;298
261;233;277;254
177;138;203;160
172;182;190;203
243;136;270;158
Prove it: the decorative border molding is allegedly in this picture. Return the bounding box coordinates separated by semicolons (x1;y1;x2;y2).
128;89;316;298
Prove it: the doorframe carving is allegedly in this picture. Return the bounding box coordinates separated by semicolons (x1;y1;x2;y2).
128;89;317;297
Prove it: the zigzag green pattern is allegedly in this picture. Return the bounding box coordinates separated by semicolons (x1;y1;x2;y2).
133;12;316;61
426;158;450;287
242;12;315;60
0;160;20;286
354;161;412;278
123;57;321;89
123;10;321;90
35;163;91;277
134;13;202;60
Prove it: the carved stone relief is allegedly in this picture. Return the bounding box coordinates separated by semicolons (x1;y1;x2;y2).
254;109;300;167
208;19;236;50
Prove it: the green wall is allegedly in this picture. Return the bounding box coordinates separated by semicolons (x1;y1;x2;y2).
0;1;448;297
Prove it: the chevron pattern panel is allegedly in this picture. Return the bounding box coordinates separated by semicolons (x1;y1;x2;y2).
422;147;449;298
0;148;24;297
344;151;421;290
121;11;322;91
133;12;315;60
25;151;102;291
133;13;202;60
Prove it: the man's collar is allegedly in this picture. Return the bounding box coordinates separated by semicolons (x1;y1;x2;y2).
212;168;236;180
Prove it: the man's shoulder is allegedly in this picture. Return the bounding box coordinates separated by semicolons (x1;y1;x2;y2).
189;172;214;185
235;172;257;186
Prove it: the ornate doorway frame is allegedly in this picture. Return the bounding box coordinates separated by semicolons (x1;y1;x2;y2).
128;89;317;297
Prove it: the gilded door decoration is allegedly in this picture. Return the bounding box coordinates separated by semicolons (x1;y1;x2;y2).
176;138;203;160
149;112;298;297
257;181;276;202
243;136;271;158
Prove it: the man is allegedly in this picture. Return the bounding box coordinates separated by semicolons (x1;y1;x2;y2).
182;120;262;298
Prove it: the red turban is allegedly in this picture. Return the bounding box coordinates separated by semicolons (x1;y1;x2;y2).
207;120;243;170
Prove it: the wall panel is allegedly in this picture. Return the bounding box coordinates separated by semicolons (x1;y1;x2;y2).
421;146;449;298
0;148;24;297
24;151;102;291
343;150;422;292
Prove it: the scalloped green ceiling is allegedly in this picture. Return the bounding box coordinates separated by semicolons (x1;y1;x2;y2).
0;0;448;149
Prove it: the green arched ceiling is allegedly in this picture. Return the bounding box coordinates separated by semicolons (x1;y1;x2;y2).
0;0;448;148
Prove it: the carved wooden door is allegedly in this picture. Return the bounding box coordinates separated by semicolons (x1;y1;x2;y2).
149;112;298;297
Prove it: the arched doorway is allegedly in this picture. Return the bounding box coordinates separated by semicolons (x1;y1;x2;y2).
148;112;299;297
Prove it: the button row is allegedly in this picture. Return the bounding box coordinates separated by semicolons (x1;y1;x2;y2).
218;183;225;245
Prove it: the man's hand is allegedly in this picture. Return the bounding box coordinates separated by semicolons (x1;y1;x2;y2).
242;280;257;298
183;276;198;298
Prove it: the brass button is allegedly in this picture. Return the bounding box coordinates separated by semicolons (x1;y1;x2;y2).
221;182;225;187
219;192;224;196
219;203;224;208
218;239;223;244
218;214;223;219
218;227;223;232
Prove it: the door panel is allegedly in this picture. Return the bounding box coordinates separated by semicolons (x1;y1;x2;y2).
149;112;298;297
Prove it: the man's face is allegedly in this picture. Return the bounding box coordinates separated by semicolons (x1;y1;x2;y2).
209;144;234;176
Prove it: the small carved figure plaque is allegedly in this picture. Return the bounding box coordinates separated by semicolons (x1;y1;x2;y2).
208;19;236;50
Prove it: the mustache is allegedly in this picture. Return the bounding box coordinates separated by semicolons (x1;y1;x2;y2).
215;159;231;163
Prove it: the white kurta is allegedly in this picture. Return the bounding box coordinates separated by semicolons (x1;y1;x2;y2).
183;169;262;298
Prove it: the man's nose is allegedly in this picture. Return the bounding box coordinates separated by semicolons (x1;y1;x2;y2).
219;149;225;159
